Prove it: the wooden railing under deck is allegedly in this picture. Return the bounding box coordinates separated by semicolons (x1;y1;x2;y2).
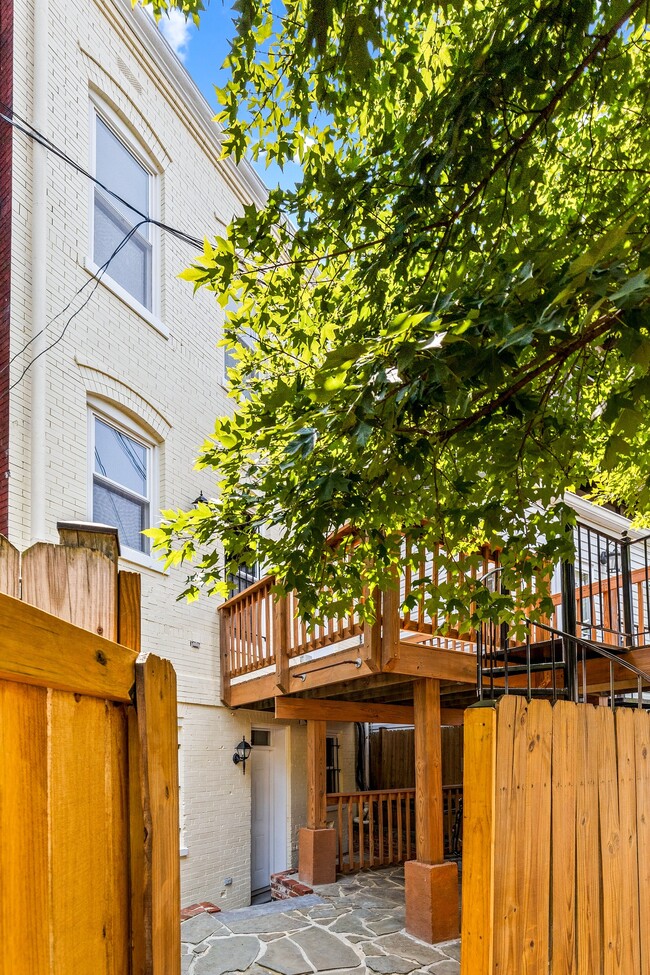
327;785;463;873
327;789;415;873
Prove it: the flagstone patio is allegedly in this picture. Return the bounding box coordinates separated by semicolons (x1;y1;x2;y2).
181;867;461;975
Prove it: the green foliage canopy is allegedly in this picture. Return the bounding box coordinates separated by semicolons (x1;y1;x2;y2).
147;0;650;626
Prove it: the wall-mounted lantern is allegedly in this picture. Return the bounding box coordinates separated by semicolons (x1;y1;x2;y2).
193;491;208;507
233;736;252;774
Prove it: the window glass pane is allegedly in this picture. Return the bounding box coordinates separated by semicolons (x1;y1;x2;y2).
251;730;270;747
96;116;149;222
94;417;147;497
94;191;151;309
93;481;149;553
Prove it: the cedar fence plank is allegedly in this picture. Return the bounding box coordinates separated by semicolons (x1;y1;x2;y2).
492;694;521;975
552;700;578;975
460;704;496;975
517;699;552;975
576;705;602;975
49;693;114;974
634;709;650;975
597;706;624;975
0;534;19;597
0;680;50;974
615;708;640;975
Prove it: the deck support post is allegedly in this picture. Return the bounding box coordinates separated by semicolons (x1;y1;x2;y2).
298;719;336;885
405;678;459;944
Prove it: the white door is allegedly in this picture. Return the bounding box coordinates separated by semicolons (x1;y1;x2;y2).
251;744;272;893
250;727;287;895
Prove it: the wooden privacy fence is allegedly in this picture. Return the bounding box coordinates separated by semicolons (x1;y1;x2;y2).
0;527;180;975
462;696;650;975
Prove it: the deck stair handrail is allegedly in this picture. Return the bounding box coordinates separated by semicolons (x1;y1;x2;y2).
479;613;650;708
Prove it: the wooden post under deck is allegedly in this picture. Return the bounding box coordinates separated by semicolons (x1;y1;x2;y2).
299;719;336;885
405;677;459;944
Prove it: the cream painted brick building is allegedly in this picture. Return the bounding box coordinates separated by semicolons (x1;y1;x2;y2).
4;0;354;908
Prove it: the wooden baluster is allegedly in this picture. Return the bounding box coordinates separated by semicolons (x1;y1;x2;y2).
378;795;385;865
397;792;403;863
406;793;412;860
388;795;394;863
368;795;375;867
337;798;343;873
347;798;355;871
358;797;364;870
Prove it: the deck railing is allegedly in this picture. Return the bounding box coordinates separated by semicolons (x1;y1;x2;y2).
327;789;415;873
327;785;463;873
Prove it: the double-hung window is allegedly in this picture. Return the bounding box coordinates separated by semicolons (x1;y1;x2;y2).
91;410;153;555
92;112;154;312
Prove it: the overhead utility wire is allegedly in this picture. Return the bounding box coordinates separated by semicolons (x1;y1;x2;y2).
2;220;150;399
0;104;206;250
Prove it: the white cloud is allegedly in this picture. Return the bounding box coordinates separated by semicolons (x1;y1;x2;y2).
159;8;194;62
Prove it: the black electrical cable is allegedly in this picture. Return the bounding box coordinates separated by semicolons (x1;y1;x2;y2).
0;103;207;250
3;219;150;398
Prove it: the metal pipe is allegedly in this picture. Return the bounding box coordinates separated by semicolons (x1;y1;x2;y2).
30;0;49;542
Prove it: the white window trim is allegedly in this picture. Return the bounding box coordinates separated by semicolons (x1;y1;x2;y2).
87;97;165;335
87;398;160;568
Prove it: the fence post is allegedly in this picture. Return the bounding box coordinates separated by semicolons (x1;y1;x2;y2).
133;655;181;975
381;570;401;667
621;532;635;647
561;559;578;702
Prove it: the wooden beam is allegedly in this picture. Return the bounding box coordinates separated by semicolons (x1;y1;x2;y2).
307;720;327;829
275;696;465;726
414;678;444;864
387;643;477;683
228;648;376;706
276;697;414;724
0;591;137;702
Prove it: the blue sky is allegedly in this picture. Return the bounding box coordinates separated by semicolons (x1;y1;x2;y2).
158;2;301;190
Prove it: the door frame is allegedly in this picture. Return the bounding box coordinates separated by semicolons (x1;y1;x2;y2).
250;723;288;891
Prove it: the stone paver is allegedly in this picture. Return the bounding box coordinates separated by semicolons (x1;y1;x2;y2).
290;926;361;971
373;934;445;966
181;866;462;975
182;913;229;944
194;937;261;975
259;938;313;975
366;955;419;974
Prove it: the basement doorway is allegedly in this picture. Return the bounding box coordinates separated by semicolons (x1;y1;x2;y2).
250;725;288;900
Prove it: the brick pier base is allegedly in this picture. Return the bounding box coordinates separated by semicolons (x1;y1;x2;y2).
298;827;337;886
405;859;459;944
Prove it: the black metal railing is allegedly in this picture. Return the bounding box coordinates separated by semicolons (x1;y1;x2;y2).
478;616;650;708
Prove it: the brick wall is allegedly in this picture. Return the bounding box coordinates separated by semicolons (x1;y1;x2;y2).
0;0;12;536
8;0;271;908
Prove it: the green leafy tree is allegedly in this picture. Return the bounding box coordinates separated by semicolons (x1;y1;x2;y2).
142;0;650;625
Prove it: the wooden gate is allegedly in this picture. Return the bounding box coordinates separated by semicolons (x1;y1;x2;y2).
462;696;650;975
0;527;180;975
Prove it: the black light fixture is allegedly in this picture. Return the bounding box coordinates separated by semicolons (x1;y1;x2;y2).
233;736;252;774
193;491;208;507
